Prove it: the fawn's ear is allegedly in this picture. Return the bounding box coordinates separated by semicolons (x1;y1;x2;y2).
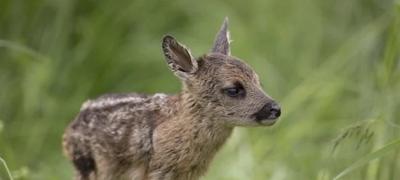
162;35;198;79
211;17;231;55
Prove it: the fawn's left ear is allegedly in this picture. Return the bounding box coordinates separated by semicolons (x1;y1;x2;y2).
211;17;231;55
162;35;198;80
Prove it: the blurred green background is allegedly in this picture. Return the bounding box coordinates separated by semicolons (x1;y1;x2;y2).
0;0;399;179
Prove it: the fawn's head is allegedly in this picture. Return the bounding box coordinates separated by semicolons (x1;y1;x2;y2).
162;18;281;126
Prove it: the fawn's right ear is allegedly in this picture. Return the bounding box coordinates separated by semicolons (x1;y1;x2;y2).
162;35;198;80
211;17;231;55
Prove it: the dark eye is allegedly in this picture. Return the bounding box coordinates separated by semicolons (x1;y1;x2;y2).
222;82;245;98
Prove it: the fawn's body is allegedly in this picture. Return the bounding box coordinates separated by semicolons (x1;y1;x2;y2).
63;18;281;180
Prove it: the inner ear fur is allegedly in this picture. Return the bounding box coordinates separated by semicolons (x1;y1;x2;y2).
162;35;198;75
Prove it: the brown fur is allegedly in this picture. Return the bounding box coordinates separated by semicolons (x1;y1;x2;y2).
63;18;281;180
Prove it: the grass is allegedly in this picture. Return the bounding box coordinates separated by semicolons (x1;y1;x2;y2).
333;139;400;180
0;156;13;180
0;0;399;179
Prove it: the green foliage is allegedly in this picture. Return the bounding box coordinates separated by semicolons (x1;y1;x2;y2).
333;139;400;180
0;0;399;179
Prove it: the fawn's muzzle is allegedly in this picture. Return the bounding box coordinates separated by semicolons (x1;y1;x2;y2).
253;102;281;121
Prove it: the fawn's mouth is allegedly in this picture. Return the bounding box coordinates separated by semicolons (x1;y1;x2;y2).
254;117;278;126
257;118;278;126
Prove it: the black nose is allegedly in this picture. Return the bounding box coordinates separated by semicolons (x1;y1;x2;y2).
253;102;281;121
269;103;281;118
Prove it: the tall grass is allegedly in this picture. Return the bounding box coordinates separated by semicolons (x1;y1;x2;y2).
0;0;399;179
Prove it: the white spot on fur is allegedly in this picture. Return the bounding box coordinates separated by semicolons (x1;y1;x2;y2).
153;93;168;106
153;93;167;99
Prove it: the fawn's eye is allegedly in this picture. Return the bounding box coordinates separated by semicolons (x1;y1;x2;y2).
222;82;245;98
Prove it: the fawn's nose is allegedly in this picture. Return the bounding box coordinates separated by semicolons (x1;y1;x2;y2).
253;102;281;121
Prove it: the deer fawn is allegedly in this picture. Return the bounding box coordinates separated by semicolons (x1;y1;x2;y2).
63;18;281;180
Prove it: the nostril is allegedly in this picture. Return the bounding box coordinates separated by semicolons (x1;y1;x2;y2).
269;103;281;117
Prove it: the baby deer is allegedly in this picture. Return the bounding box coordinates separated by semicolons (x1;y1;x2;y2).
63;18;281;180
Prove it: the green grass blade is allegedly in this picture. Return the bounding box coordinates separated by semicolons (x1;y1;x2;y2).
0;156;14;180
333;139;400;180
0;40;49;61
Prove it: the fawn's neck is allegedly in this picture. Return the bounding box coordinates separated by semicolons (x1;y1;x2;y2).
150;90;233;177
174;90;233;147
